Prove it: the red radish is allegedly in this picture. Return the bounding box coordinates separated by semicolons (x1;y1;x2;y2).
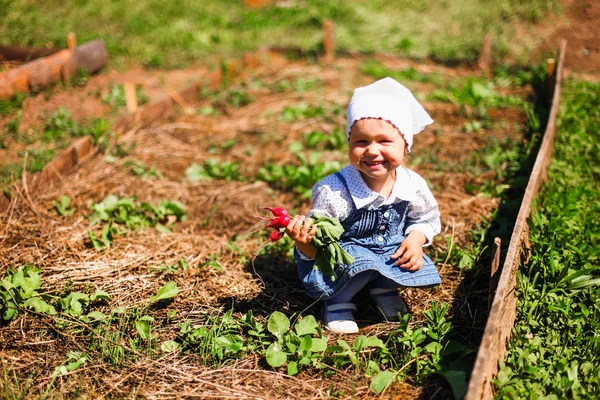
266;214;291;229
269;229;285;242
264;207;289;217
251;206;291;288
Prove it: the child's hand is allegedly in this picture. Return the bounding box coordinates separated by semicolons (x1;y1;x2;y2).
286;215;317;244
390;231;427;271
286;215;318;259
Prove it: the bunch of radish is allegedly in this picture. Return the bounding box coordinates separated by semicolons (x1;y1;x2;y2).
258;207;290;242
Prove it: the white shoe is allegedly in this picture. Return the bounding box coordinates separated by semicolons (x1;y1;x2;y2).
370;288;409;321
323;303;359;334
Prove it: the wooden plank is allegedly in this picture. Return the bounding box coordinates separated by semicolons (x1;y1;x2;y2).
488;237;502;310
323;20;335;62
124;82;138;114
478;34;493;78
465;39;567;400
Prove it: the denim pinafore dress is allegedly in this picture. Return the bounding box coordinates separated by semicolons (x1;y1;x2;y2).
295;172;441;300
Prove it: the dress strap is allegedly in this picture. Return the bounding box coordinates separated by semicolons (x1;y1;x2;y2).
334;171;351;194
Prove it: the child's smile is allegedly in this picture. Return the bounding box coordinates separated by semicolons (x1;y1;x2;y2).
348;118;406;191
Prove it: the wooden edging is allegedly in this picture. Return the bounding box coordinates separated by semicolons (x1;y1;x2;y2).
465;39;567;400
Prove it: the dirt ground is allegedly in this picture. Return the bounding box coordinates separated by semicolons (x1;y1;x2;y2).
0;2;596;398
534;0;600;77
0;49;534;398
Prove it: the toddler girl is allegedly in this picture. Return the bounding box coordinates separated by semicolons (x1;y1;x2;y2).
286;77;441;334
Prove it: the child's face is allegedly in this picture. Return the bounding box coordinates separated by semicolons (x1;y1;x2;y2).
348;118;406;183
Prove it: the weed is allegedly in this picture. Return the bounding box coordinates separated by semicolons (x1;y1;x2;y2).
360;60;441;84
5;111;22;136
185;158;243;182
0;93;25;117
153;258;190;274
0;265;56;321
102;84;149;111
53;195;75;217
87;195;186;249
303;128;346;150
258;151;342;198
281;103;327;122
124;159;163;180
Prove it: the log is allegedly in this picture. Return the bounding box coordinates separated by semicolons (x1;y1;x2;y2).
0;39;108;100
0;45;61;62
63;39;109;77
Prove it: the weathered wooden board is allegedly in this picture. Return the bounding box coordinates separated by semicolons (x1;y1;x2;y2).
465;39;567;400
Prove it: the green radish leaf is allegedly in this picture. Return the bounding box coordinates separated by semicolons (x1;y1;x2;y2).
366;360;381;377
353;335;367;352
437;370;467;399
287;360;299;376
370;371;395;394
425;341;443;354
23;297;56;315
90;290;111;302
364;336;386;348
161;340;179;352
310;337;328;353
150;281;179;303
87;311;107;321
155;223;171;234
54;195;75;216
267;311;290;338
266;342;287;368
135;320;151;339
295;315;318;337
299;335;312;352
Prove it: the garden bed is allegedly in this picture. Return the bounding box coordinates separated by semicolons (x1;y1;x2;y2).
0;51;542;398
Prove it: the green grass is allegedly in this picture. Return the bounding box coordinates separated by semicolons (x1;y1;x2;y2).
495;79;600;399
0;0;560;69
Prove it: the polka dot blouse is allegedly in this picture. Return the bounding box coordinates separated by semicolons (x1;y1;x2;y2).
309;164;441;246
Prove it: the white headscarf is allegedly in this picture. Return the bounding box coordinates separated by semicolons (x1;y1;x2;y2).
346;77;433;151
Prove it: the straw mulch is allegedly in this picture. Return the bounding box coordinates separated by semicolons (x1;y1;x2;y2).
0;53;532;399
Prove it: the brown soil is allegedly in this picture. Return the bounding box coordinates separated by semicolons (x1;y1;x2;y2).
535;0;600;77
0;50;534;398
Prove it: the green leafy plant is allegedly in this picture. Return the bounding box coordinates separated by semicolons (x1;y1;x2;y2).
258;152;342;198
52;351;88;378
302;128;346;150
124;159;163;180
264;311;328;374
102;84;149;111
281;103;326;122
53;195;75;217
185;158;243;182
149;281;179;304
153;258;190;274
360;60;441;84
0;265;56;321
87;195;186;249
0;93;25;117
